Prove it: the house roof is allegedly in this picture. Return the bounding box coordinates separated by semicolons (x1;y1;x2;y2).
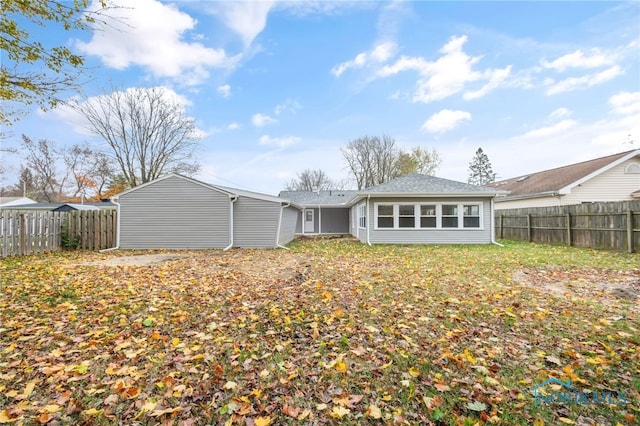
0;196;36;207
115;174;298;207
278;190;358;206
488;149;640;200
1;202;114;211
359;173;503;196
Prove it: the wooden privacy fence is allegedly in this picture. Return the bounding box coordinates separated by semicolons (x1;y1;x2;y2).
0;209;117;257
495;201;640;253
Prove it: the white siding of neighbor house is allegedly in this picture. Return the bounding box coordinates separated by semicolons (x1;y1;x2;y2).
495;158;640;210
361;197;493;245
119;175;230;249
278;206;299;245
233;197;282;248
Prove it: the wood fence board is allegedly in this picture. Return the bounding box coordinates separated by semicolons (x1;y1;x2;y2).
496;201;640;252
0;209;117;257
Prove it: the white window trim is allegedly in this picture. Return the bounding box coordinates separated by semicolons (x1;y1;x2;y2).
373;202;484;230
358;203;367;230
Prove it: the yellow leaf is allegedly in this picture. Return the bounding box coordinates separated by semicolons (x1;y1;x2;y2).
367;404;382;419
335;361;348;373
3;343;16;354
23;381;36;398
330;405;350;418
82;408;102;417
171;338;180;346
316;403;328;411
0;409;16;423
259;369;270;378
408;367;420;378
533;419;545;426
42;404;61;413
558;418;574;425
464;349;476;364
254;416;271;426
223;381;237;390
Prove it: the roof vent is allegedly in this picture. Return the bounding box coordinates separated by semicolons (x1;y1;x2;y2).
516;175;530;182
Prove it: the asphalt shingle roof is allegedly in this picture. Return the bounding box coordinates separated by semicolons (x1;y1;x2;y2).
278;190;358;206
361;173;501;194
487;150;639;199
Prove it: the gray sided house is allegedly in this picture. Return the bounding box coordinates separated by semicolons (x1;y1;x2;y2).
282;174;503;245
349;174;503;245
114;174;299;249
278;190;358;235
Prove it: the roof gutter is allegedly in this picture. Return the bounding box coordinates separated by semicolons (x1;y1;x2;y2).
100;197;121;252
276;201;291;250
495;191;559;202
490;197;503;247
366;195;371;246
223;195;237;251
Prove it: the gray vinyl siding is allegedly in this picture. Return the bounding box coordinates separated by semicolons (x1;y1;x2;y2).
119;176;230;249
366;197;493;245
294;210;303;233
278;206;299;245
319;208;350;233
233;197;281;248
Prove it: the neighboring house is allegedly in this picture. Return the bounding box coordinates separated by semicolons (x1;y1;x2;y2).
113;174;299;249
282;173;503;245
0;197;36;208
489;149;640;210
278;190;358;235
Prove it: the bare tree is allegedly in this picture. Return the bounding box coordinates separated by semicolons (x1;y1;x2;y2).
72;87;202;187
21;135;64;201
285;169;335;191
342;134;399;189
20;135;115;202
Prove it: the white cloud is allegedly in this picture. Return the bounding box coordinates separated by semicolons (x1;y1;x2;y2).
520;119;577;139
258;135;301;148
204;1;275;47
217;84;231;98
227;122;240;130
463;66;512;100
609;91;640;115
274;99;301;115
379;35;511;103
545;65;624;95
541;48;617;72
76;0;234;86
421;109;471;133
251;113;278;127
331;41;397;77
549;107;572;120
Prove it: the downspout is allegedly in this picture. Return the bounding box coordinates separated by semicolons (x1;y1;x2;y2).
366;195;371;246
490;197;503;247
100;197;120;252
276;202;291;250
223;195;237;251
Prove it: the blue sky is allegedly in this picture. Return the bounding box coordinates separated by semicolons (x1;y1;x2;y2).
2;0;639;195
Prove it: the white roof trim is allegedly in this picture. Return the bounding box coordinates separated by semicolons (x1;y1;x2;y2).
558;150;640;195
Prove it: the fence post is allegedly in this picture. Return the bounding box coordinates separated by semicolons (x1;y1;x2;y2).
628;210;634;254
527;214;532;242
499;214;504;239
566;213;572;246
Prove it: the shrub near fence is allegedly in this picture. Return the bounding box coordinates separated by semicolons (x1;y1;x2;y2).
0;209;117;257
495;201;640;253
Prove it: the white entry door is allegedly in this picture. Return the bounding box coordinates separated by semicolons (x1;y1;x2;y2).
304;209;315;233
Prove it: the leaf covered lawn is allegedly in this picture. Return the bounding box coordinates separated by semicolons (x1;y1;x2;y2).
1;239;639;425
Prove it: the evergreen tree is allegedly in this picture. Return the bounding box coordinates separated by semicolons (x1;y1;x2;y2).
467;148;495;185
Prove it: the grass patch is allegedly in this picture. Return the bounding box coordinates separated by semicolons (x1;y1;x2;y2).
0;240;638;424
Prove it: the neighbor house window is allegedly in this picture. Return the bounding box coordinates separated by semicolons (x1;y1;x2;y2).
625;163;640;174
398;205;415;228
441;205;458;228
463;204;480;228
358;203;367;229
377;205;394;228
420;205;436;228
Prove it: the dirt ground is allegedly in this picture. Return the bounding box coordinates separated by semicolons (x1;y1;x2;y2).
513;266;640;304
